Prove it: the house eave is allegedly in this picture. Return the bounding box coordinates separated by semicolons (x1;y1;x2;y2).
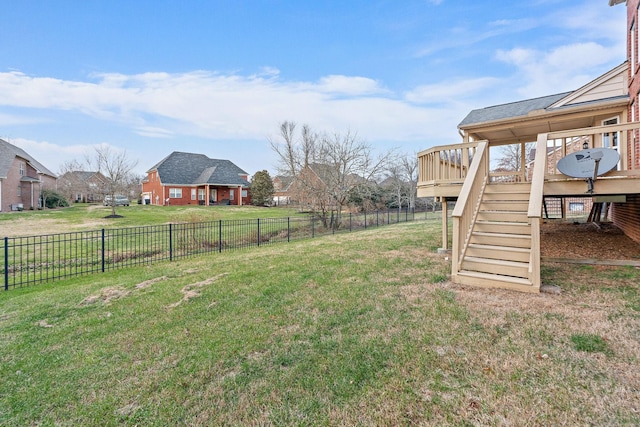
459;96;629;131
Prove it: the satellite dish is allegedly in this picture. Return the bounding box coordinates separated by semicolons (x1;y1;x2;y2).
557;148;619;178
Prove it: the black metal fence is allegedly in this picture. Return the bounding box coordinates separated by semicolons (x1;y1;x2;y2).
2;208;432;290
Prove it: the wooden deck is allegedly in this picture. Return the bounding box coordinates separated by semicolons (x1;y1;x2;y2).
418;122;640;292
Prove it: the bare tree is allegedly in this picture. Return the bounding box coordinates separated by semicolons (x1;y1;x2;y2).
269;121;318;177
493;142;535;180
88;146;139;217
383;162;407;212
57;159;86;203
401;154;418;209
271;122;393;227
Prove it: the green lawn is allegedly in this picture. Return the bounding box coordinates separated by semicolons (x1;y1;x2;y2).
1;221;639;426
0;204;304;237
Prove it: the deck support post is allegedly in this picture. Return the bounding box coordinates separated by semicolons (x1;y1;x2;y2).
439;197;450;253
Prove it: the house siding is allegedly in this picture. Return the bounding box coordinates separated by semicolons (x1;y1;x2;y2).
3;158;24;211
1;157;57;211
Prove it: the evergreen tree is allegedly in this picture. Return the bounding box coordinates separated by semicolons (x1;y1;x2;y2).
250;170;275;206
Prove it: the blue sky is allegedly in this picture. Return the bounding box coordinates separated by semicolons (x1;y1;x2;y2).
0;0;627;177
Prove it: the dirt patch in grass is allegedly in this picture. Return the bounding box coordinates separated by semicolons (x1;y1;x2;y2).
165;273;229;309
135;276;168;289
79;287;131;305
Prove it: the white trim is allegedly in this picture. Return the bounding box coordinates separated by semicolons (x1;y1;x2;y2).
548;63;628;109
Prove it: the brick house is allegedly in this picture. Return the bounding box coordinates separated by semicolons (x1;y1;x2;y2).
141;151;251;206
58;171;110;203
0;139;57;212
273;175;294;206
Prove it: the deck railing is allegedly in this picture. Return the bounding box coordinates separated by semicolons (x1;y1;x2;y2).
418;142;478;186
419;121;640;192
543;121;640;177
451;141;489;279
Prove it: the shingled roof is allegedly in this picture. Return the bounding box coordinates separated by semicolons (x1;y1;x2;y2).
458;92;572;128
0;139;56;179
147;151;250;187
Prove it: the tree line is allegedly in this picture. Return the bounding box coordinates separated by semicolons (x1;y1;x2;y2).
251;121;431;228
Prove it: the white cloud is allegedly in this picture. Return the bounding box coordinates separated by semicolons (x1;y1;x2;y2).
405;77;500;104
496;42;621;97
0;70;452;144
315;75;388;96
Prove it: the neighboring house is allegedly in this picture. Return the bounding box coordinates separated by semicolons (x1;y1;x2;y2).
0;139;57;212
417;1;640;293
273;175;294;206
141;152;251;206
58;171;110;203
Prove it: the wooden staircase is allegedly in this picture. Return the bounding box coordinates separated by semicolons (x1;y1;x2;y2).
455;182;539;292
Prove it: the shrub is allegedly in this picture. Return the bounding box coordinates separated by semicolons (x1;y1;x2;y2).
41;190;69;209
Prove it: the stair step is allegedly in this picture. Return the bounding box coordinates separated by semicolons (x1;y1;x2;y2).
476;211;529;223
470;232;531;248
484;183;532;194
462;256;529;277
474;221;531;234
466;244;531;262
480;201;529;212
483;192;531;201
455;270;537;292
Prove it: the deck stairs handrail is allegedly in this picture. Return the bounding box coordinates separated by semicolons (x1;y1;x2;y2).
526;133;548;287
451;141;489;279
457;175;488;272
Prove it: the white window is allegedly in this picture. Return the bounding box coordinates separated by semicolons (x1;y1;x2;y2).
19;163;25;177
169;188;182;198
17;186;21;197
230;189;235;200
602;117;621;170
191;188;196;200
198;189;205;201
569;202;584;212
242;190;247;197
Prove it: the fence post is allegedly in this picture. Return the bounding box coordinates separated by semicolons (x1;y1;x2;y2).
387;209;390;224
219;220;223;253
364;211;367;229
376;211;379;227
169;223;173;261
287;217;290;242
101;229;105;273
312;216;315;238
257;218;261;246
4;237;8;291
349;213;352;232
331;212;335;234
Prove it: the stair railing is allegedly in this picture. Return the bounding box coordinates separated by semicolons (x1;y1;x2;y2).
451;140;489;280
527;133;548;290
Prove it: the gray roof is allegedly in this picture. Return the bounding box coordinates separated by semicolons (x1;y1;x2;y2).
147;151;250;187
0;139;56;179
458;92;572;128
